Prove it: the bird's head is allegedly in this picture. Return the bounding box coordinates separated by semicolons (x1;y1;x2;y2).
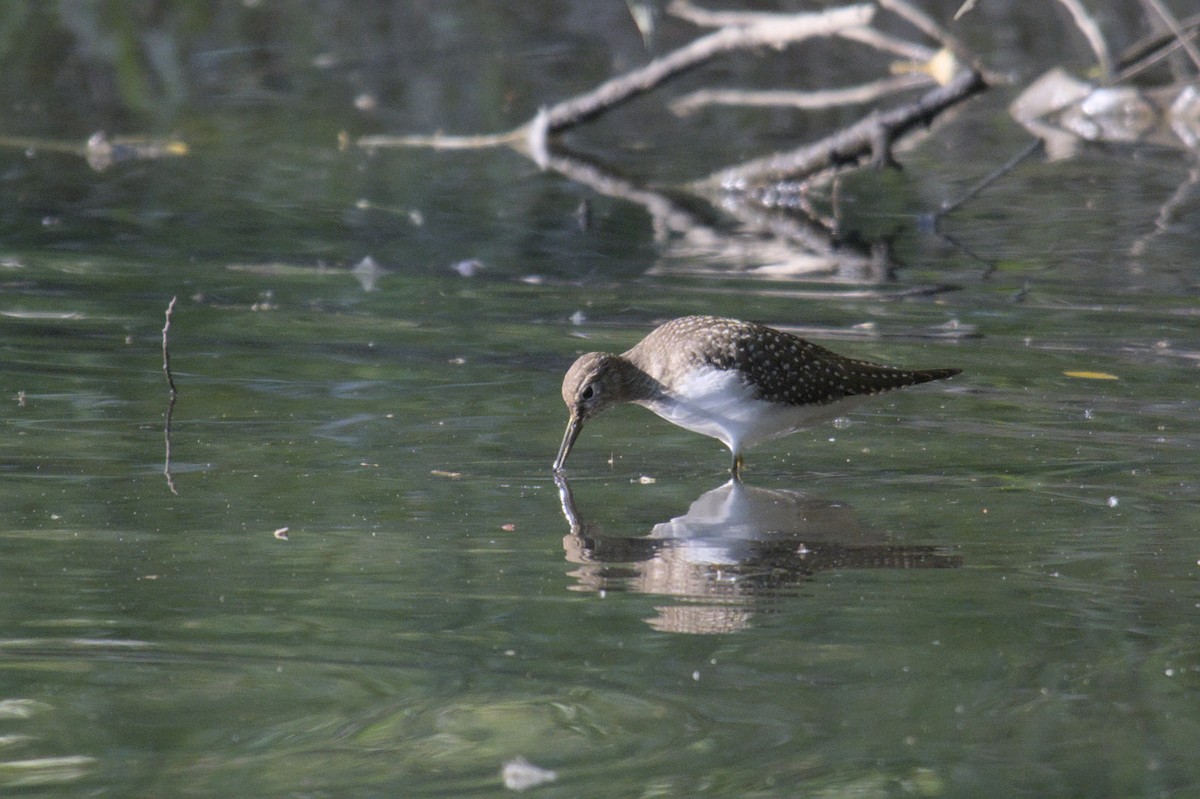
553;351;627;471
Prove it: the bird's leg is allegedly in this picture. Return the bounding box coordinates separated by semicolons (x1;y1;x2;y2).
731;453;745;481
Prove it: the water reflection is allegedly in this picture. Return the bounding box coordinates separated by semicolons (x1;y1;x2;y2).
540;148;892;282
556;476;961;634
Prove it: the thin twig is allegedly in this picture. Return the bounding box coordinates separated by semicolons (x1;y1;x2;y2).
935;137;1044;218
162;296;178;396
837;26;936;61
1140;0;1200;71
876;0;967;61
162;296;178;495
671;74;934;115
1114;13;1200;81
1130;165;1200;259
1054;0;1113;80
356;130;523;150
668;0;782;27
671;1;936;61
875;0;1005;84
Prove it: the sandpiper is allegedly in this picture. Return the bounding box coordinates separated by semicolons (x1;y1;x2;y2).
553;315;959;478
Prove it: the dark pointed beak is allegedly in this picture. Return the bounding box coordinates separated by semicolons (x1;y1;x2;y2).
553;415;584;472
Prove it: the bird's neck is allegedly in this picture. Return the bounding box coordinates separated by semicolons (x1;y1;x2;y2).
612;354;665;405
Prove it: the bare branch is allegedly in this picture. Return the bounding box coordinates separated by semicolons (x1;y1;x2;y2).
836;26;937;61
351;0;990;269
701;67;987;190
1141;0;1200;71
358;3;874;151
1114;13;1200;81
671;74;934;115
1054;0;1114;80
537;4;875;134
877;0;995;80
878;0;956;47
356;130;523;150
669;0;796;28
953;0;979;21
672;0;936;61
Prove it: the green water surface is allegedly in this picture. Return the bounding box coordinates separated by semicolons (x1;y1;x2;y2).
1;3;1199;797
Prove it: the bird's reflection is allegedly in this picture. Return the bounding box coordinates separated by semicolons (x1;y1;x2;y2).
556;475;961;634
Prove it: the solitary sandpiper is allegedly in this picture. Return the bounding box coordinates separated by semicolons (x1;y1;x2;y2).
553;315;960;478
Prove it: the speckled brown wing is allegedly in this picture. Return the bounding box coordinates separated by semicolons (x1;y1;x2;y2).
635;316;959;407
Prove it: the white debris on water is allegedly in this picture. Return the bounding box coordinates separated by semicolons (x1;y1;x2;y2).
502;757;557;791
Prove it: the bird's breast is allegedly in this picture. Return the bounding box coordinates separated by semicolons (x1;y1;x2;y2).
637;366;849;453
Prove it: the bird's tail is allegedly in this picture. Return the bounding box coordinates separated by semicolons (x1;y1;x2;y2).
841;362;961;397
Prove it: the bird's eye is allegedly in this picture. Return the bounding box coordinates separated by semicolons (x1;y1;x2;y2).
581;385;595;400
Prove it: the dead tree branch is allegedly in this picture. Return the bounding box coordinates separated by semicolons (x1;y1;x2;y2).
838;26;938;61
669;0;938;61
358;3;874;151
355;0;992;276
671;74;934;115
543;4;873;133
700;67;987;191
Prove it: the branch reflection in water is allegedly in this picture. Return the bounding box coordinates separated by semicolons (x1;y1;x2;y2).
555;476;961;635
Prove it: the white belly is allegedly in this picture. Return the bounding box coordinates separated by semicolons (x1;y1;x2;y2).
638;368;848;454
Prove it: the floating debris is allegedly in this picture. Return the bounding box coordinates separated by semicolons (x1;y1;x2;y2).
353;256;385;292
501;757;557;791
1064;370;1119;380
451;259;485;277
250;290;277;312
86;131;188;172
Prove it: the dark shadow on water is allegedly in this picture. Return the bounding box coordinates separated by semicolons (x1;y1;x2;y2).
555;475;961;634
